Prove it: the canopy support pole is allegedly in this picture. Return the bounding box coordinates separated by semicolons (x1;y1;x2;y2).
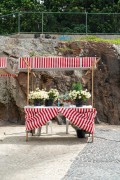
22;58;31;142
27;66;30;105
92;61;94;108
91;60;94;142
91;57;100;142
26;65;30;142
32;73;34;91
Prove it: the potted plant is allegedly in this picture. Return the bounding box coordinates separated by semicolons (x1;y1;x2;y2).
66;82;91;138
45;88;59;106
72;82;83;91
69;89;91;107
28;88;49;106
59;93;71;107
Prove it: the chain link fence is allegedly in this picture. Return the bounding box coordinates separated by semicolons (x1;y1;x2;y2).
0;12;120;35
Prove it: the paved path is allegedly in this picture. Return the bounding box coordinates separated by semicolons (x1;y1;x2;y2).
63;125;120;180
0;123;120;180
0;124;86;180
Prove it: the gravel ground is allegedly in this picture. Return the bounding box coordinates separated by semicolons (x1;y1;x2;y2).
63;124;120;180
0;123;120;180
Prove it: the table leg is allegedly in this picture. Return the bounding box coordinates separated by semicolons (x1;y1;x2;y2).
37;127;42;136
49;121;52;134
31;129;35;136
26;131;28;142
32;130;34;136
46;122;48;134
66;119;69;134
92;133;94;142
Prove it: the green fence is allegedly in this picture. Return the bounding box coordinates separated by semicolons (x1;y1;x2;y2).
0;12;120;35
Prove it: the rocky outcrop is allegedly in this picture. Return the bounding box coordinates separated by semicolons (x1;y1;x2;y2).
0;36;120;125
57;41;120;125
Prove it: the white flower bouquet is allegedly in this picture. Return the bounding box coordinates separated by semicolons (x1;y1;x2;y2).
28;88;49;100
47;88;59;101
69;89;91;101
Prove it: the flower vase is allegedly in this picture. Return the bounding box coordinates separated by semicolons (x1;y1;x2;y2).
75;99;83;107
63;101;71;107
45;99;54;106
34;99;44;106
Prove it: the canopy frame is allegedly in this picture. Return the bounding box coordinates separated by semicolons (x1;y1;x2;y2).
20;56;100;142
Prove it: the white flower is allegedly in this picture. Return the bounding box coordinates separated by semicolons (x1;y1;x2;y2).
28;88;49;100
48;88;59;101
69;89;91;101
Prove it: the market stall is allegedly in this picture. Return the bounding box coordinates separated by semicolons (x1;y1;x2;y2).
0;57;16;77
18;56;98;142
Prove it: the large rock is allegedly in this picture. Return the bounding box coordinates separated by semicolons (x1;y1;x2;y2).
57;41;120;125
0;37;120;125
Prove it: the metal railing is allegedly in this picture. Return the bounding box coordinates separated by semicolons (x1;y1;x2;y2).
0;12;120;35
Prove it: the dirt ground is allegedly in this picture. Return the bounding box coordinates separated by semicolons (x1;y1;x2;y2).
0;123;87;180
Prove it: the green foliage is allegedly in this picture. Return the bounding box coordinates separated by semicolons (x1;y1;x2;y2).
29;51;36;57
72;82;83;91
44;0;120;13
70;35;120;45
0;0;45;34
0;0;120;35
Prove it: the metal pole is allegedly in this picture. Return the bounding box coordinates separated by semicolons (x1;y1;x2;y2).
22;57;30;105
92;60;95;142
86;12;88;34
42;12;43;34
26;64;30;142
18;12;20;33
32;73;34;91
27;65;30;105
92;60;94;108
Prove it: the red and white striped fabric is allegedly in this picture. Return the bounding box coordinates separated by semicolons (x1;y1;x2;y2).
0;74;16;77
58;107;97;134
24;107;97;134
25;107;59;131
82;57;96;68
0;57;16;77
0;57;7;68
20;57;33;69
19;57;96;70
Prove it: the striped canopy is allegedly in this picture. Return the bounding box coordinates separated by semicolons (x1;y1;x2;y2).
0;57;16;77
19;57;96;71
0;57;7;69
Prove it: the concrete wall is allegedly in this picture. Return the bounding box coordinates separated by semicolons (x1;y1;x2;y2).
9;33;120;39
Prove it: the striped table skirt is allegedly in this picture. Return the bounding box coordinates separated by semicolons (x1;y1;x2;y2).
24;106;97;134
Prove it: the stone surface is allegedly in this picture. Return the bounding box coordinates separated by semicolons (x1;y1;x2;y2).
57;41;120;125
63;125;120;180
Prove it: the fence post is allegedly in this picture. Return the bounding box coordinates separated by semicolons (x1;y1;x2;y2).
18;12;20;34
42;12;43;34
86;12;88;34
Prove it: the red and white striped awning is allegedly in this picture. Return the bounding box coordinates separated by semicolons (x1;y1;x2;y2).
0;57;16;77
19;57;96;71
0;74;16;77
0;57;7;69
